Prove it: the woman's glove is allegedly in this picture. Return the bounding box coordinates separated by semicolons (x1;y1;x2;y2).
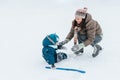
71;43;85;52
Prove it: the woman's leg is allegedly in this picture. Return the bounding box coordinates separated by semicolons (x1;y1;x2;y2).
91;35;102;46
91;35;103;57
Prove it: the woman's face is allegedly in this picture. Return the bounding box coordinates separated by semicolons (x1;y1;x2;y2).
75;16;82;24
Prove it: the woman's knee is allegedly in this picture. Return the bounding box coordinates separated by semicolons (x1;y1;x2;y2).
92;35;103;46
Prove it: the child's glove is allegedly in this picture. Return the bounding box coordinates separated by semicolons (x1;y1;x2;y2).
57;39;69;49
57;42;63;49
71;43;85;52
57;45;67;50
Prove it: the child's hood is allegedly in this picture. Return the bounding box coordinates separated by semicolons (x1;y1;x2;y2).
42;33;59;47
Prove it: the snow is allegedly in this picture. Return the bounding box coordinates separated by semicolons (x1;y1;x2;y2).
0;0;120;80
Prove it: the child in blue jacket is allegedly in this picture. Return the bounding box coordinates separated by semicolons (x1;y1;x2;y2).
42;33;67;68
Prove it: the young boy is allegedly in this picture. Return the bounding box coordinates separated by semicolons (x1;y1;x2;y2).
42;33;67;68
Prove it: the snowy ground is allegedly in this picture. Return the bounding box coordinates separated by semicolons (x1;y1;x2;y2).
0;0;120;80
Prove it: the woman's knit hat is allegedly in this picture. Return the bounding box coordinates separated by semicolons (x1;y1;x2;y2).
75;7;87;19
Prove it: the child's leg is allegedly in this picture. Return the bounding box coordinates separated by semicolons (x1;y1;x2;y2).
57;52;67;62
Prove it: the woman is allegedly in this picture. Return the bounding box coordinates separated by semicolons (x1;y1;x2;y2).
58;7;103;57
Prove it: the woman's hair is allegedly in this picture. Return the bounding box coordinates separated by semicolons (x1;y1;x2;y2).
73;17;86;30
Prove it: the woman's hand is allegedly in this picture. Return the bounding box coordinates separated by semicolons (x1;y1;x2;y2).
71;43;85;52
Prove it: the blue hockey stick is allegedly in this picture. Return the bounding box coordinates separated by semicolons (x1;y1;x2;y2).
45;66;86;73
